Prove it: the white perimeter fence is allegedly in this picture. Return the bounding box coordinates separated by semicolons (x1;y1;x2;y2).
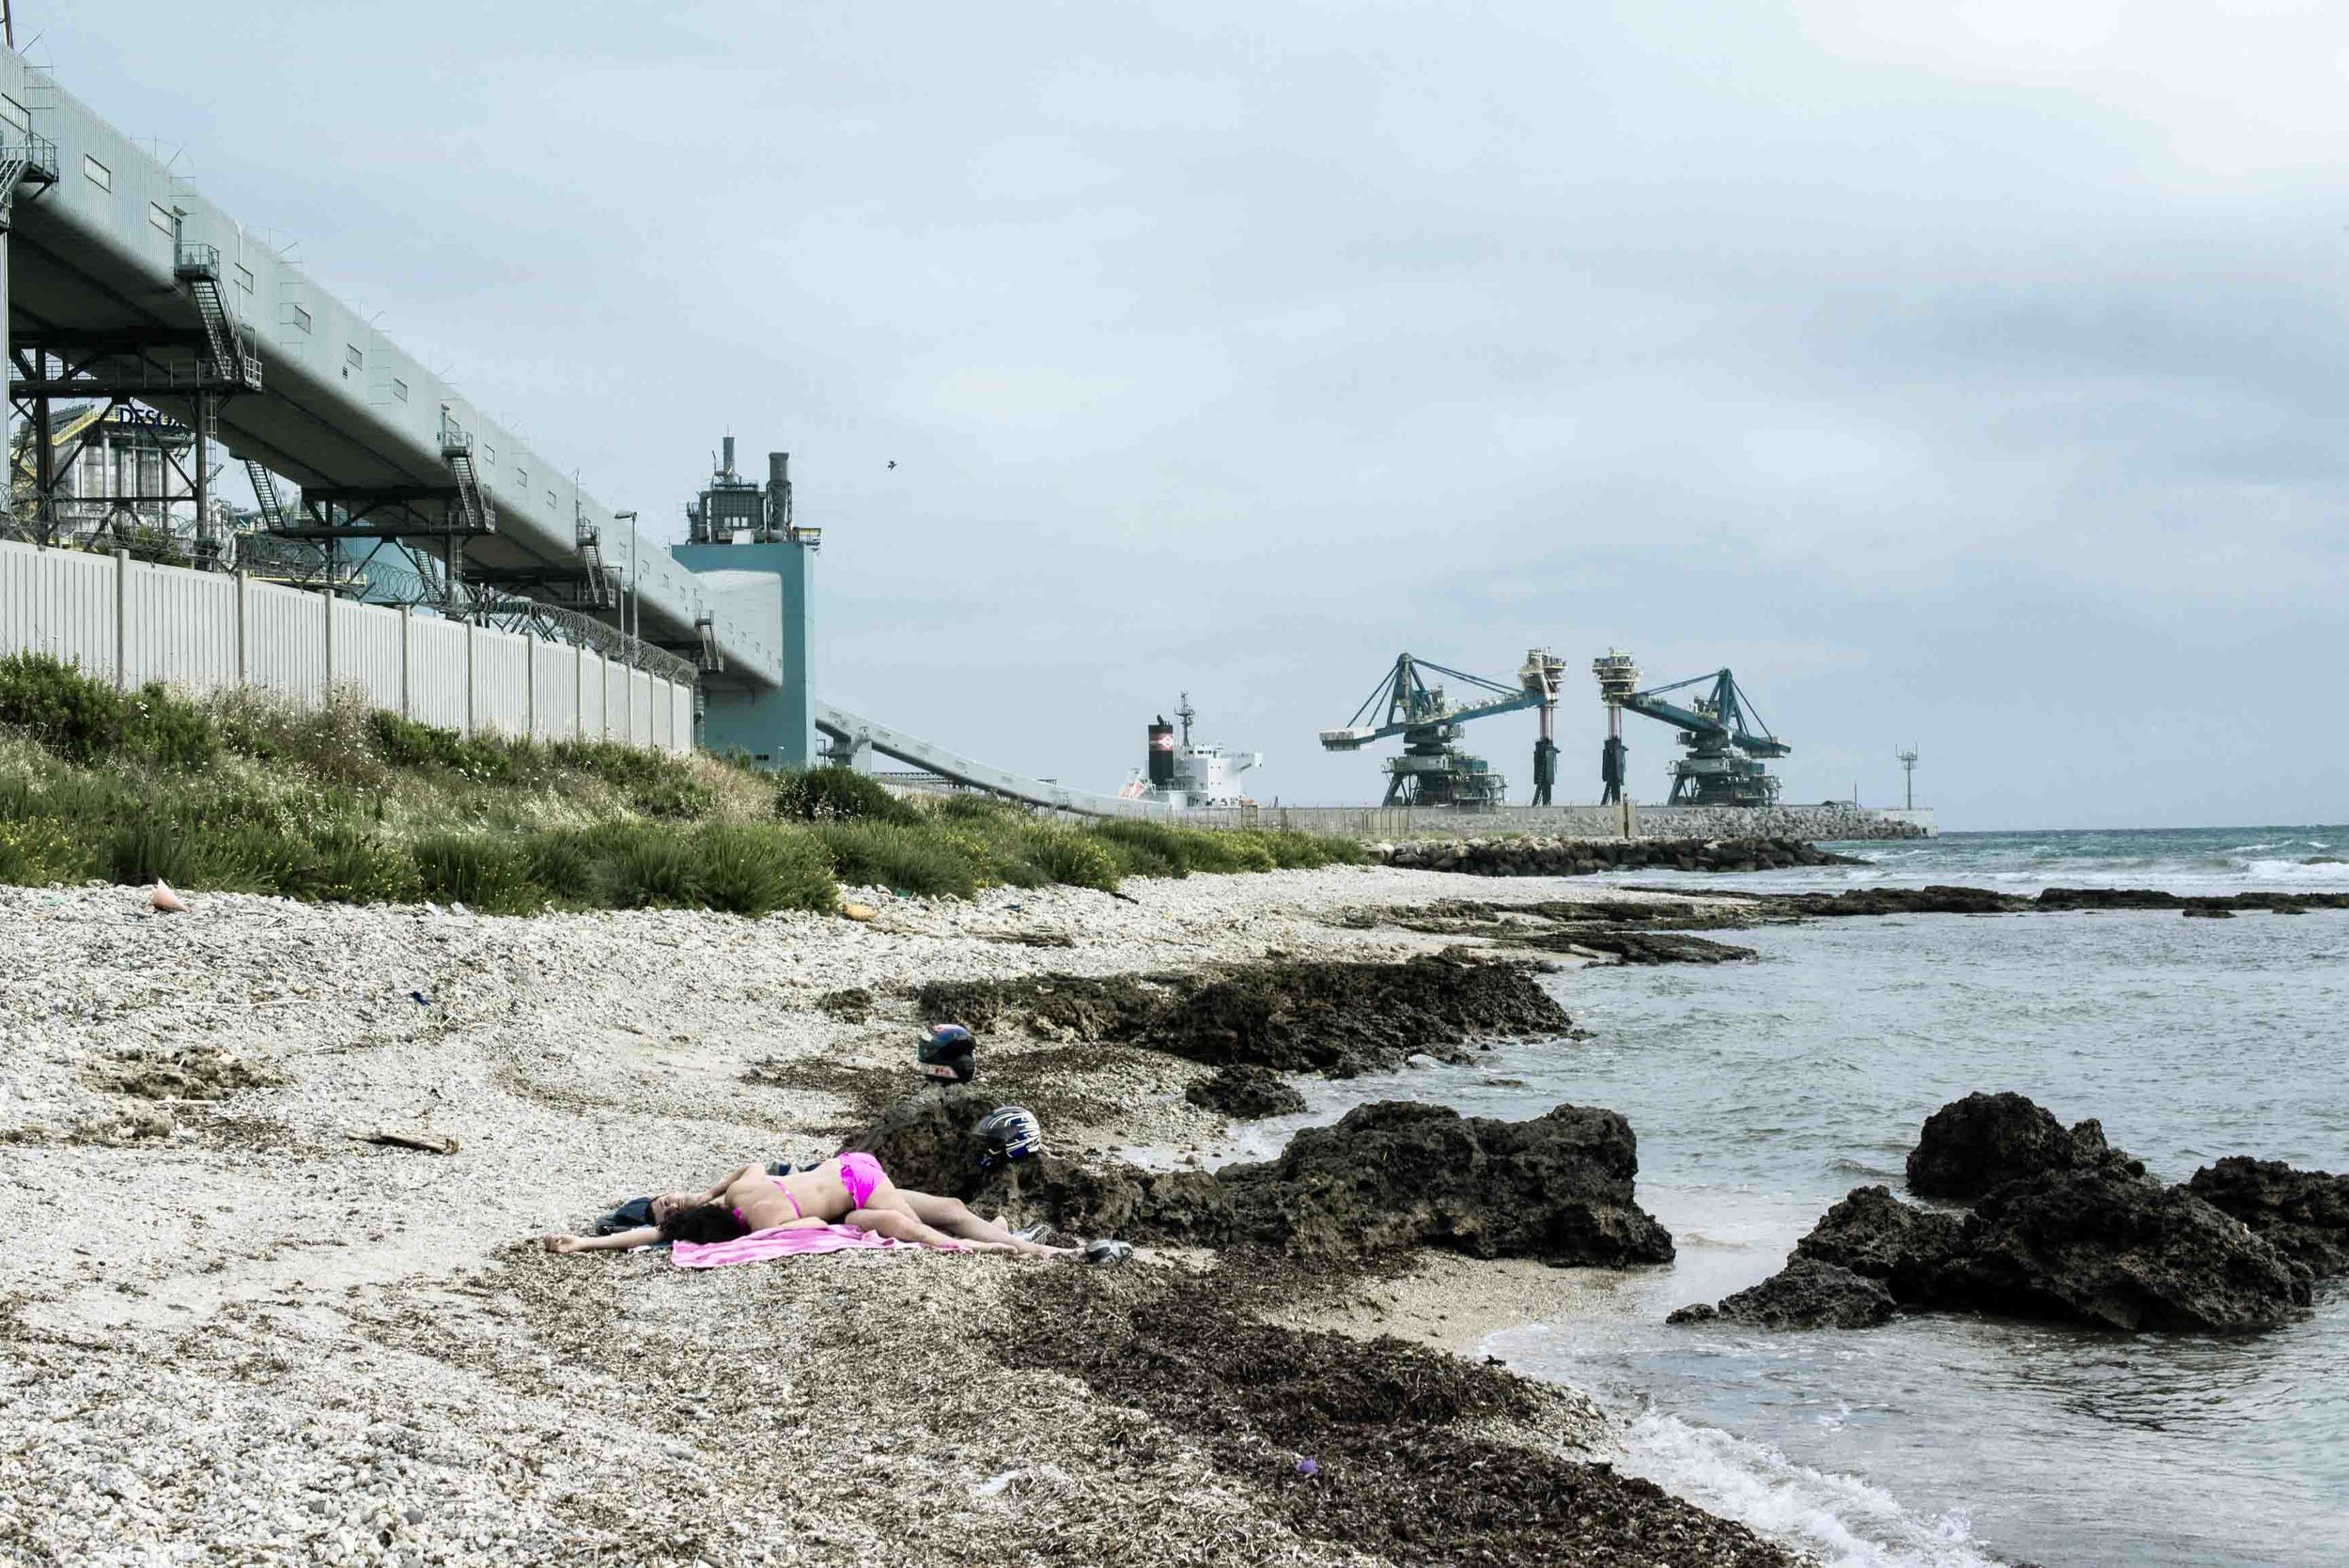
0;540;694;753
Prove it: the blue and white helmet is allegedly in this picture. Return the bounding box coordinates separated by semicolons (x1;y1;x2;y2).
975;1105;1044;1168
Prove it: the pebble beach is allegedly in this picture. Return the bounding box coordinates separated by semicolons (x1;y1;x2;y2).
0;865;1788;1567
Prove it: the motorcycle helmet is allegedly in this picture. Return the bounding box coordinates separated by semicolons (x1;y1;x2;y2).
918;1022;977;1084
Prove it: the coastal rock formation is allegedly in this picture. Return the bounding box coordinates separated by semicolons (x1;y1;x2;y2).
1945;1165;2309;1331
2186;1157;2349;1279
1183;1063;1307;1120
840;1082;997;1198
1788;1184;1965;1297
866;1093;1676;1268
1214;1100;1676;1265
1906;1091;2119;1200
914;952;1569;1078
1375;835;1862;878
1676;1094;2313;1333
1773;885;2021;918
1667;1259;1897;1329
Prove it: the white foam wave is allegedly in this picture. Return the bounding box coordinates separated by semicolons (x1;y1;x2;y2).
1623;1411;2006;1568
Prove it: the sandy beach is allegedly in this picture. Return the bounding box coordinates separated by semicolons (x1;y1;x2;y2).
0;864;1797;1567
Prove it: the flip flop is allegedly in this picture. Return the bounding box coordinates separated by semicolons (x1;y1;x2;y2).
1082;1239;1134;1266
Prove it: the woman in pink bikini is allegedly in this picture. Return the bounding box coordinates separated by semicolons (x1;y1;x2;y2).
539;1152;1069;1259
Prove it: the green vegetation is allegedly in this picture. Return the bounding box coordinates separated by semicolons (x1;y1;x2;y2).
0;651;1362;914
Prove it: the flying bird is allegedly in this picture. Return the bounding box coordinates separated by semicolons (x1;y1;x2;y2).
887;459;896;470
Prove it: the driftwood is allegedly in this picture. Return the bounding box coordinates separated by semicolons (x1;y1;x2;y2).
349;1129;459;1156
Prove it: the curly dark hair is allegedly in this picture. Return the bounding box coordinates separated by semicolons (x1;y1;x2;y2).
659;1202;752;1245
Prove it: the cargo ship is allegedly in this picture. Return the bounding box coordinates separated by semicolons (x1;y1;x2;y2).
1118;694;1260;809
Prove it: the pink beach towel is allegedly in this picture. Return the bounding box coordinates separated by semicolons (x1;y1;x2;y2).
671;1222;963;1270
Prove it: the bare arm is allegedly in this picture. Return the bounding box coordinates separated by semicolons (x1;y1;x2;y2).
541;1225;661;1255
702;1163;758;1205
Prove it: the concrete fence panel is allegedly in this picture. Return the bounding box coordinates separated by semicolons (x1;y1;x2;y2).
333;599;405;712
630;669;655;748
602;658;629;743
123;561;239;691
246;582;328;701
578;647;606;741
0;540;117;675
405;616;470;733
532;641;576;739
0;544;692;755
471;629;532;737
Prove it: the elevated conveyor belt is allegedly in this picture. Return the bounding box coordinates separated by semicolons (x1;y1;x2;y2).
0;49;781;689
815;703;1169;819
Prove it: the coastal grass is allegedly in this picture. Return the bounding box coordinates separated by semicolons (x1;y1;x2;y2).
0;652;1361;912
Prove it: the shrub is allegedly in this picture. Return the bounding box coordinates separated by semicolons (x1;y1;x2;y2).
303;825;423;904
370;713;513;783
196;821;315;895
103;815;200;887
1084;819;1196;878
603;824;703;908
693;823;836;916
0;817;89;885
812;819;983;898
1253;829;1366;869
1017;825;1124;892
522;830;609;906
412;832;537;912
934;792;1022;825
0;653;125;764
774;766;917;825
122;684;217;772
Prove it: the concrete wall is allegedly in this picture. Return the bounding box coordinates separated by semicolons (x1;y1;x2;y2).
0;540;693;753
1632;803;1932;842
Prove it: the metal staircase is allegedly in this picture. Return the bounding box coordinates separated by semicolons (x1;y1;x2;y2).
441;430;495;535
573;505;620;609
242;459;291;532
172;244;262;392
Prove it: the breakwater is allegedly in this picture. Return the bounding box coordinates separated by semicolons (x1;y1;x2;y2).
1374;835;1862;877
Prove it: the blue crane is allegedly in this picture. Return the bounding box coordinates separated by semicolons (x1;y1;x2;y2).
1610;667;1791;807
1321;650;1563;808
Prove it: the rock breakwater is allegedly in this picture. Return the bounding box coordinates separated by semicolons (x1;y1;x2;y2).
1375;836;1861;877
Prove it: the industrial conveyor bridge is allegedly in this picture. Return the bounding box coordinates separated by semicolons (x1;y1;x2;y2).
0;45;1160;815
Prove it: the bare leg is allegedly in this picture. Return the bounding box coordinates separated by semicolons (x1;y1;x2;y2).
842;1204;1014;1253
899;1188;1074;1259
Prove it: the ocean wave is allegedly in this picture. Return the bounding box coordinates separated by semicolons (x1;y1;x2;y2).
1624;1410;2008;1568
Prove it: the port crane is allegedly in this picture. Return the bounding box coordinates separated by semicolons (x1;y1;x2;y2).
1321;650;1564;808
1597;662;1791;807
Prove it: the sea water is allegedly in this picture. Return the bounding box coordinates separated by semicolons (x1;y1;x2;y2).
1240;827;2349;1568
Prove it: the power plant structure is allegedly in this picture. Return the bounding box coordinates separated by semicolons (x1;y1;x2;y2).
1120;693;1260;809
1595;662;1792;807
1321;650;1563;809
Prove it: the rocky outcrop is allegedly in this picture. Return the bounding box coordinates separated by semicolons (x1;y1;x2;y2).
1376;836;1863;878
1675;1094;2313;1334
1184;1063;1307;1120
1790;1184;1966;1297
1906;1091;2118;1200
839;1082;999;1198
1944;1166;2308;1331
1772;885;2022;917
2186;1157;2349;1280
914;953;1569;1079
1667;1259;1896;1329
854;1091;1675;1269
1213;1101;1675;1265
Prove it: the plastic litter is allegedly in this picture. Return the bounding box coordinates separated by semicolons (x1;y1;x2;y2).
1081;1238;1133;1266
409;990;432;1006
1295;1457;1320;1478
841;903;878;922
149;880;186;914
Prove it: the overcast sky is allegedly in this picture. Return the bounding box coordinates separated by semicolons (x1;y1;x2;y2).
36;2;2349;829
